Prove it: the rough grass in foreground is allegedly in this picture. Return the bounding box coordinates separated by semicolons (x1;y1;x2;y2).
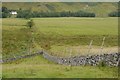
2;56;118;78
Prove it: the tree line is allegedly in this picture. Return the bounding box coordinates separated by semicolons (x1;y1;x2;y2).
1;7;11;18
1;7;96;18
1;7;120;18
16;10;96;19
108;11;120;17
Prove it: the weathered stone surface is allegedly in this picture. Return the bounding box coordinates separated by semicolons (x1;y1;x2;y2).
43;52;120;67
2;51;120;67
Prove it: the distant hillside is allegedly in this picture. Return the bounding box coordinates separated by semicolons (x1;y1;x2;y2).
2;2;118;17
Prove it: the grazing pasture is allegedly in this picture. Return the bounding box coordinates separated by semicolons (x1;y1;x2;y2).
2;18;118;57
2;17;118;78
3;17;118;35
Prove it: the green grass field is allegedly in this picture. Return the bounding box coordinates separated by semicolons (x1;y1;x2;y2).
3;17;118;35
2;17;118;57
2;17;118;78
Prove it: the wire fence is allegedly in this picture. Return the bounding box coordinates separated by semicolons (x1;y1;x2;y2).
2;35;118;59
48;37;118;58
2;32;119;67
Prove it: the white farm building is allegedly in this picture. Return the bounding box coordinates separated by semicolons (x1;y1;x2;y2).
10;11;17;15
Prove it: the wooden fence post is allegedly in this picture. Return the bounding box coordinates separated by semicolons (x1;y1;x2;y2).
100;37;105;54
13;55;16;59
88;40;93;54
69;47;72;69
69;48;72;58
77;47;80;56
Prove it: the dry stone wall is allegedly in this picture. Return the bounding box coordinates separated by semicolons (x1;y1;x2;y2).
1;51;120;67
1;51;43;63
43;52;120;67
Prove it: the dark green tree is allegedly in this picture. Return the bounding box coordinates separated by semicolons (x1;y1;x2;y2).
108;11;120;17
2;7;9;13
27;19;35;29
2;7;11;18
17;10;32;19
